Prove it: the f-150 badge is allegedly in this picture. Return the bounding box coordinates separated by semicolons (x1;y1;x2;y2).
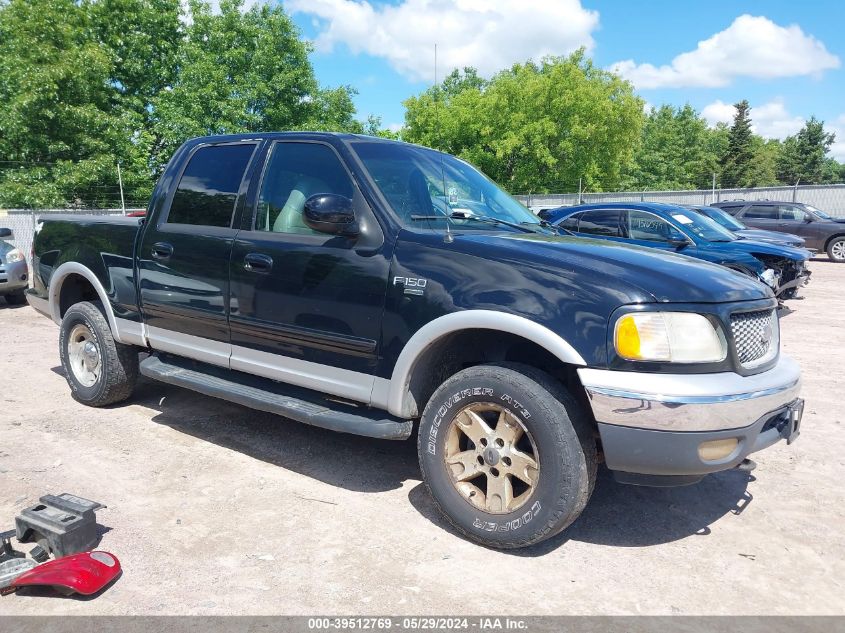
394;276;427;296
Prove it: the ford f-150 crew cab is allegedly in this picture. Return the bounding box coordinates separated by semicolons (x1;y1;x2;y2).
27;133;804;549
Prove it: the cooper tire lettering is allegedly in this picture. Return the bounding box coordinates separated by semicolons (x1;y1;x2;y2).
417;363;596;549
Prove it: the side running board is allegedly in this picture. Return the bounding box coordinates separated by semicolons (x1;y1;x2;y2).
139;355;413;440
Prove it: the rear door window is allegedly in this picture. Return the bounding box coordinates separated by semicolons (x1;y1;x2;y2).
743;205;778;220
166;143;257;227
576;210;621;237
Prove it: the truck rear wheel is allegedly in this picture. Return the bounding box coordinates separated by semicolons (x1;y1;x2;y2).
417;363;596;549
59;301;138;407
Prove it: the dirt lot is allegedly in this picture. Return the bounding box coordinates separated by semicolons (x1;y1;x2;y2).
1;260;844;616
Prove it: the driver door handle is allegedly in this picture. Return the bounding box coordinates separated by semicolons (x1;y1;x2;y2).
151;242;173;260
244;252;273;274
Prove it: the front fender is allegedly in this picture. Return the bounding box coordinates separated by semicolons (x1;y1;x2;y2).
374;310;587;418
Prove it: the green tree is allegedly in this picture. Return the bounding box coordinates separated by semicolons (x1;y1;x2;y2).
0;0;364;208
87;0;182;105
362;115;400;140
721;100;754;188
821;157;845;183
0;0;127;207
746;137;782;187
622;104;722;190
151;0;360;171
403;51;644;193
777;117;836;184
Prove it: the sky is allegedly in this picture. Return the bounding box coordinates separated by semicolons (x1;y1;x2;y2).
279;0;845;159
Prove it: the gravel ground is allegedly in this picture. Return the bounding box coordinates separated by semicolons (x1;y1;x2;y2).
0;260;843;616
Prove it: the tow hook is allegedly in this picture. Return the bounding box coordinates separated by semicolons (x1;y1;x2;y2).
736;458;757;472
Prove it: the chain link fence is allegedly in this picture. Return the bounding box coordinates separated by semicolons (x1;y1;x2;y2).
516;183;845;216
4;183;845;281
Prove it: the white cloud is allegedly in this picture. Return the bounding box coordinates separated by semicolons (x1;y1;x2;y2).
702;98;805;140
610;15;840;89
387;122;403;133
286;0;599;81
701;100;736;127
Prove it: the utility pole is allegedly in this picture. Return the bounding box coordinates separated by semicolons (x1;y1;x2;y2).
711;172;716;204
578;178;582;204
117;162;126;215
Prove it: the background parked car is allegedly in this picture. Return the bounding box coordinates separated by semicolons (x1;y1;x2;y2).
0;227;29;305
712;200;845;262
545;202;811;299
684;205;806;248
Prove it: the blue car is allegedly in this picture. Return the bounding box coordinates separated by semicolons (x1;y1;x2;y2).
544;202;812;299
684;205;807;248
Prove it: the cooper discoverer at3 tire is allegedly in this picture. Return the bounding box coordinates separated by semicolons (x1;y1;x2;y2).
417;363;597;549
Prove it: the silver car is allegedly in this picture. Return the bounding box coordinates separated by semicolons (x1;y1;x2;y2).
0;228;28;305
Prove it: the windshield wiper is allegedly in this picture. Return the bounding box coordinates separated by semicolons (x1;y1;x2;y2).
522;219;567;235
410;211;538;234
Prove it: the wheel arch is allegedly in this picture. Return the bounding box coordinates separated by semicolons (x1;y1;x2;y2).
48;262;145;346
823;233;845;253
378;310;587;418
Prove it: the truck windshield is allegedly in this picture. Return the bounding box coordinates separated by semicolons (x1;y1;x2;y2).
351;141;542;231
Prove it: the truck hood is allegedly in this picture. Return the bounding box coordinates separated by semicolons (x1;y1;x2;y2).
450;231;772;304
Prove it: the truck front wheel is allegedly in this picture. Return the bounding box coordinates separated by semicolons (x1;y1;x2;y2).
417;363;596;549
59;301;138;407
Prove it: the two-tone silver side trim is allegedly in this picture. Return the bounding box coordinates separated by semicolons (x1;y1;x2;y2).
26;293;51;318
146;325;230;368
36;270;588;418
578;354;801;432
145;327;388;405
230;345;388;406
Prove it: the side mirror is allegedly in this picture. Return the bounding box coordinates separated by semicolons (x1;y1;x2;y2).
668;238;690;249
804;216;814;223
303;194;358;236
0;228;12;238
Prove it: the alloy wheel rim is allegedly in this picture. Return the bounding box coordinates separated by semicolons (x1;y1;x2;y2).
68;323;101;387
833;241;845;260
443;402;540;514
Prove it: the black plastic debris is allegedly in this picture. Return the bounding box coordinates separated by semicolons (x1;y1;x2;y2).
29;545;49;563
0;530;24;564
15;494;105;558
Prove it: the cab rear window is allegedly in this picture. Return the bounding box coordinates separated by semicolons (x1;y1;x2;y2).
167;143;257;227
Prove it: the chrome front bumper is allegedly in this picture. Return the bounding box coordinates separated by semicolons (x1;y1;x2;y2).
579;355;802;483
578;354;801;433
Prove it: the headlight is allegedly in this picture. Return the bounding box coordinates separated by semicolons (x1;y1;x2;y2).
4;248;24;263
614;312;727;363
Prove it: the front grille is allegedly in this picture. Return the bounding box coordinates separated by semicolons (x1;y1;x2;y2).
730;309;779;368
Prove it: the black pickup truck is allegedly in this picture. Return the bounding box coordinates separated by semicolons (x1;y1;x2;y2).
27;133;804;549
